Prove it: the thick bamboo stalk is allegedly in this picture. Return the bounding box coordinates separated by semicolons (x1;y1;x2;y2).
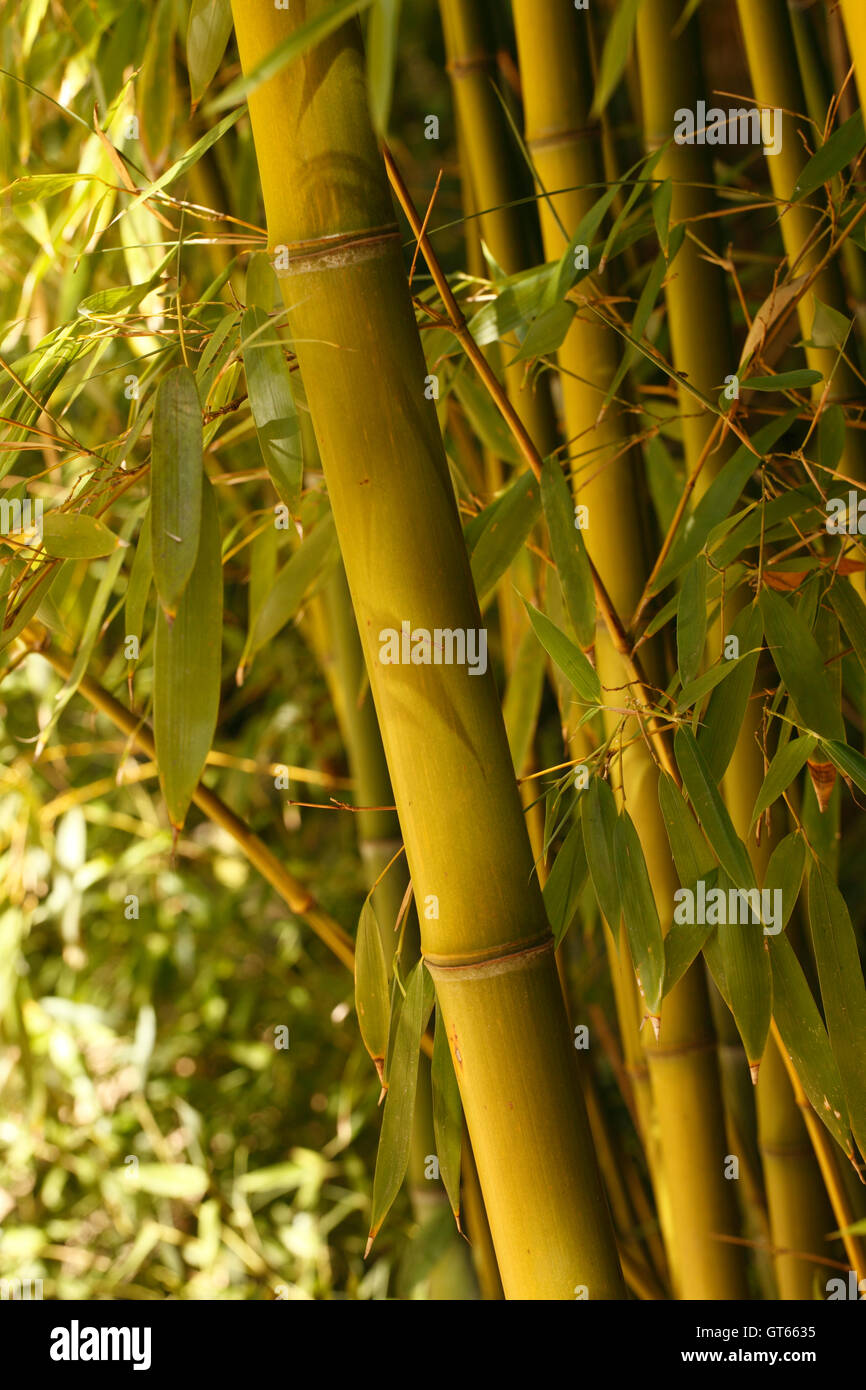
229;0;623;1300
513;0;747;1300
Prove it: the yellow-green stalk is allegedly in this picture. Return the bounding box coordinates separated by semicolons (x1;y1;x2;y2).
513;0;748;1300
735;0;866;477
229;0;623;1300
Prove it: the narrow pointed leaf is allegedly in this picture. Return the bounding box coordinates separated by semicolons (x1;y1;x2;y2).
675;727;756;888
154;477;222;830
243;511;338;668
355;900;390;1084
41;512;120;559
823;738;866;795
769;933;850;1153
151;365;203;620
613;811;665;1014
760;587;845;741
582;777;621;930
125;509;153;674
751;735;817;825
540;456;595;650
713;873;771;1068
187;0;233;107
469;472;540;603
431;1003;462;1225
543;814;588;945
367;959;434;1250
792;109;865;200
807;861;866;1158
241;306;303;515
745;369;823;392
523;599;601;705
698;603;763;781
764;833;806;934
677;553;707;687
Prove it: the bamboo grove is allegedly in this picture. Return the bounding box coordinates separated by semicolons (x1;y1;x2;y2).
1;0;866;1303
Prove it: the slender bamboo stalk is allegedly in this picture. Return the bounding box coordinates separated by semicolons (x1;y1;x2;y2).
841;0;866;114
229;0;623;1299
438;0;559;456
513;0;748;1300
735;0;866;478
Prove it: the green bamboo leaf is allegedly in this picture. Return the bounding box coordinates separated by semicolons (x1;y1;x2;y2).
713;872;771;1070
151;365;203;620
125;509;153;670
245;252;279;312
544;813;588;945
828;578;866;675
675;727;756;888
247;521;278;636
452;366;521;465
603;237;685;411
241;307;303;514
793;109;865;200
125;1164;210;1200
760;587;845;741
137;0;176;163
613;810;665;1016
208;0;377;113
818;404;846;475
469;471;541;603
590;0;643;117
808;298;852;352
367;0;402;135
242;511;338;670
154;477;222;830
751;735;817;825
523;599;601;705
658;771;715;889
111;110;244;231
509;302;576;364
657;775;722;996
187;0;234;108
582;778;620;930
542;184;620;312
367;958;434;1252
355;899;391;1086
806;862;866;1156
823;739;866;795
653;412;798;591
503;624;546;774
745;369;823;392
431;1003;462;1226
677;553;707;687
697;604;763;781
652;177;673;257
769;931;851;1152
676;656;742;715
764;832;805;934
540;457;595;649
41;512;120;559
